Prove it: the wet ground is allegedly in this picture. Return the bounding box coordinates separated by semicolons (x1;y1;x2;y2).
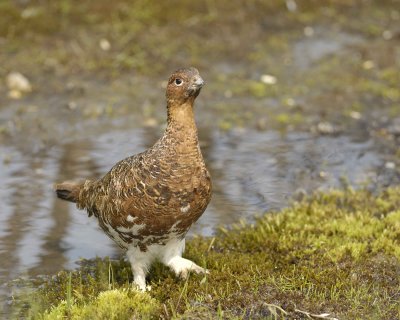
0;0;399;317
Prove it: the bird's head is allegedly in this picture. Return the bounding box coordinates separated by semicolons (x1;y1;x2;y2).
166;67;205;106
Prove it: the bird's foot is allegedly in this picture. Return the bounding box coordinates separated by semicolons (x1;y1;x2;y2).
168;256;209;279
132;280;151;292
131;273;150;292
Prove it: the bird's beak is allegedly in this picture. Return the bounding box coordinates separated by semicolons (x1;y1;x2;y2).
188;75;205;98
192;76;205;90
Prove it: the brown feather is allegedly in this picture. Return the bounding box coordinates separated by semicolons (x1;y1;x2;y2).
55;67;212;252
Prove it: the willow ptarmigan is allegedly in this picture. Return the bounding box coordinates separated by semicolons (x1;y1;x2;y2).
55;67;212;291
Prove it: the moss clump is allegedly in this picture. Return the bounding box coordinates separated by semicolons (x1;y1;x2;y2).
39;289;160;320
17;187;400;319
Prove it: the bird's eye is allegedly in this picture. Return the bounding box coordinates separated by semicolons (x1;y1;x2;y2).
175;78;183;86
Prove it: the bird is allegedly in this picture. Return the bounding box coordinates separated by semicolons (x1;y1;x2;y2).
55;67;212;291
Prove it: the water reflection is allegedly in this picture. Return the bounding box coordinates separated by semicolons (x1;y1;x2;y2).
29;141;102;276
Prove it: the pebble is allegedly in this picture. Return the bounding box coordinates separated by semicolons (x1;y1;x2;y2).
6;72;32;93
21;7;40;19
349;111;362;120
362;60;375;70
260;74;277;85
382;30;393;40
99;38;111;51
304;26;314;37
286;0;297;12
319;171;329;179
285;98;296;107
143;118;158;127
67;101;78;110
385;162;395;170
317;121;335;134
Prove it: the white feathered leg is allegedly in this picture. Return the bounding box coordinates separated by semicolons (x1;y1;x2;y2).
126;246;152;291
161;238;208;279
126;238;208;291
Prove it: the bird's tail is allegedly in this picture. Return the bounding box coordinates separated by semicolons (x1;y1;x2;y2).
54;181;82;203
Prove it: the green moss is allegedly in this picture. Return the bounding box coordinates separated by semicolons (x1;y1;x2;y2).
13;187;400;319
39;289;160;320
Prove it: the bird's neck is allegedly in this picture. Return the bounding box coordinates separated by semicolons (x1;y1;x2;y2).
164;101;200;148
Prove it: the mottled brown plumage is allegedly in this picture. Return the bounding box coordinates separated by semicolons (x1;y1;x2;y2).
55;67;212;290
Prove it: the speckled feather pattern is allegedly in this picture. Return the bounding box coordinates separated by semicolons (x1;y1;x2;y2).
76;129;212;251
56;67;212;254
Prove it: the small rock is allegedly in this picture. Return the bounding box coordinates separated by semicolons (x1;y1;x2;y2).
99;38;111;51
143;118;158;127
317;121;335;134
319;171;329;179
362;60;375;70
382;30;393;40
284;98;296;107
304;26;314;37
67;101;78;110
349;111;362;120
21;7;40;19
286;0;297;12
6;72;32;93
385;162;395;170
260;74;277;85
